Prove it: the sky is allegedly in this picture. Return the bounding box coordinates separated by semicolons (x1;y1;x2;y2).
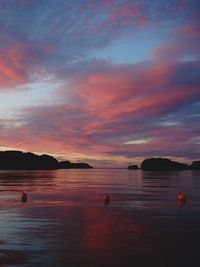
0;0;199;167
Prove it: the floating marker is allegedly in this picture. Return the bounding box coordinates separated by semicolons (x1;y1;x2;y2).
178;192;186;201
103;193;110;206
21;192;27;202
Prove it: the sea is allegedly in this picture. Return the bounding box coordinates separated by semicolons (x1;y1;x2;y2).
0;169;200;267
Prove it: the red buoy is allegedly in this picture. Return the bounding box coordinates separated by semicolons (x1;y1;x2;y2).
21;192;27;202
178;192;186;201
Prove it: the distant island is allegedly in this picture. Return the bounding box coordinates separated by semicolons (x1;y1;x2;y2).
128;164;139;170
0;150;93;170
140;158;200;171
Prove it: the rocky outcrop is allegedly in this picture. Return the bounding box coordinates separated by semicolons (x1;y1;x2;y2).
128;164;139;170
141;158;189;171
0;151;59;170
190;161;200;170
59;160;72;169
59;161;93;169
0;150;93;170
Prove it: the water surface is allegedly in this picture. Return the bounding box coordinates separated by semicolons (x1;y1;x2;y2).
0;169;200;266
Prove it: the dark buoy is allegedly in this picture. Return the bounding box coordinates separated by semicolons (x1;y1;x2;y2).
103;194;110;206
21;192;27;202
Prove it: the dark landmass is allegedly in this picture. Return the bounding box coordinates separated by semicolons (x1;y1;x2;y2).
141;158;200;171
0;151;93;170
190;161;200;170
59;160;93;169
128;164;139;170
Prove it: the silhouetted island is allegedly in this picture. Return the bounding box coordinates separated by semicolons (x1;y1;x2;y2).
141;158;200;171
128;164;139;170
190;161;200;170
59;160;93;169
0;151;93;170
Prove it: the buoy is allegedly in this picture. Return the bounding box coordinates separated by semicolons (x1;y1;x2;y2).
178;199;186;207
21;192;27;202
178;192;186;201
103;194;110;206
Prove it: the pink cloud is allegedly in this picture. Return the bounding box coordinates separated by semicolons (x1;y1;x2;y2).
77;62;199;121
0;42;55;90
0;44;27;88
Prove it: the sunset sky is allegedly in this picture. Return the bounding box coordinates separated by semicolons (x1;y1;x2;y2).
0;0;199;167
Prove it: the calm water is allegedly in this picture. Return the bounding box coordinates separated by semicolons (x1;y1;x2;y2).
0;169;200;267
